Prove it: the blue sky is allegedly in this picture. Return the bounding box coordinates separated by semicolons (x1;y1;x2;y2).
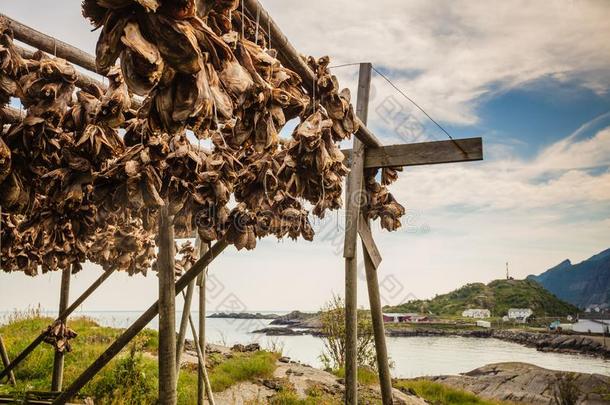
1;0;609;313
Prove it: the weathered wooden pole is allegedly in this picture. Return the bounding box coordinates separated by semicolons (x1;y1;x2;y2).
0;334;16;385
197;240;209;405
51;267;71;391
158;207;177;405
362;239;393;404
186;300;215;405
343;62;373;405
53;239;228;405
0;14;97;72
175;279;196;374
0;268;116;381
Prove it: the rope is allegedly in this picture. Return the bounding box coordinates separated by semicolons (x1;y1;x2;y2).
371;66;467;155
241;0;245;39
254;6;261;44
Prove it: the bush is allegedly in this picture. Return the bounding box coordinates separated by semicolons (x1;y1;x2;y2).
318;295;377;371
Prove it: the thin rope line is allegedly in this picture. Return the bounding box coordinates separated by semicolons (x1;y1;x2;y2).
328;63;364;69
241;0;245;39
371;65;466;154
254;6;261;44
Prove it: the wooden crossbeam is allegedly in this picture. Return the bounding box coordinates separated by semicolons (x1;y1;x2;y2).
343;137;483;169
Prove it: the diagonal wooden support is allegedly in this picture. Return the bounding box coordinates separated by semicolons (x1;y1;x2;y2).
53;238;229;405
0;268;116;382
0;334;16;386
358;215;382;270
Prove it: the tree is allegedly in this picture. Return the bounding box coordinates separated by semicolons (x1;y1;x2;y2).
318;295;377;371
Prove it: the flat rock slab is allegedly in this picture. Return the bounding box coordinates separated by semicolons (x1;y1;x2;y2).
424;362;610;405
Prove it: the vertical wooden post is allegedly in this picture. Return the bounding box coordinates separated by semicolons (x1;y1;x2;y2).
0;334;16;386
51;266;71;391
197;240;208;405
158;207;177;405
363;245;394;404
343;62;372;405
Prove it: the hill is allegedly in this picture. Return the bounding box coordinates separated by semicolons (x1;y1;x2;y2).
384;279;578;317
528;248;610;308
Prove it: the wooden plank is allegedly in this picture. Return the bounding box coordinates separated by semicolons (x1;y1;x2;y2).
357;216;382;270
158;207;177;405
242;0;382;148
350;138;484;169
51;267;71;391
0;335;16;386
53;239;229;405
0;268;116;382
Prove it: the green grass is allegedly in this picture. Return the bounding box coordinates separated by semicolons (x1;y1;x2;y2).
0;314;278;404
209;351;278;392
333;367;379;386
394;379;509;405
269;385;339;405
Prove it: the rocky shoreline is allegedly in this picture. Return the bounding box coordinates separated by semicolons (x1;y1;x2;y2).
386;327;610;358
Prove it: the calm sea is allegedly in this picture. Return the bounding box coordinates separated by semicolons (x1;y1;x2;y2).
2;310;608;378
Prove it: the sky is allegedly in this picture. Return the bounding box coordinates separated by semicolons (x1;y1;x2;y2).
1;0;609;313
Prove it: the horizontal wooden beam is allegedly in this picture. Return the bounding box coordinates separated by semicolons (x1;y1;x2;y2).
343;137;483;169
0;14;98;73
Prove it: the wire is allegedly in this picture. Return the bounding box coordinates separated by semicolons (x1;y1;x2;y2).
371;66;467;154
328;63;363;69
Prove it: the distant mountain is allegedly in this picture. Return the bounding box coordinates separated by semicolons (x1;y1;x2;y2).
384;279;577;317
528;248;610;308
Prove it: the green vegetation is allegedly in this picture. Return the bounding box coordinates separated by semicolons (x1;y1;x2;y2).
0;312;277;404
333;367;379;386
208;350;277;392
269;385;339;405
384;279;578;317
394;379;510;405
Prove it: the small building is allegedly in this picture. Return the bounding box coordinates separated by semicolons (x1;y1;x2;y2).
382;313;429;323
462;309;491;319
507;308;533;322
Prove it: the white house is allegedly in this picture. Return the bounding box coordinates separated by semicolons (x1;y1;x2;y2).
462;309;491;319
508;308;533;322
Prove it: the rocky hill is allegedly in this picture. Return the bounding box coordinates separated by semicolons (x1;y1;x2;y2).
528;248;610;308
384;279;578;317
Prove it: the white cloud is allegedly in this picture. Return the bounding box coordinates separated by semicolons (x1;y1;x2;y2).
264;0;610;125
393;125;610;212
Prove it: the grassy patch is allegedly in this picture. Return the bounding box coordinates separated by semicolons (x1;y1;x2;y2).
269;385;339;405
209;351;278;392
333;367;379;386
394;379;508;405
0;314;278;404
